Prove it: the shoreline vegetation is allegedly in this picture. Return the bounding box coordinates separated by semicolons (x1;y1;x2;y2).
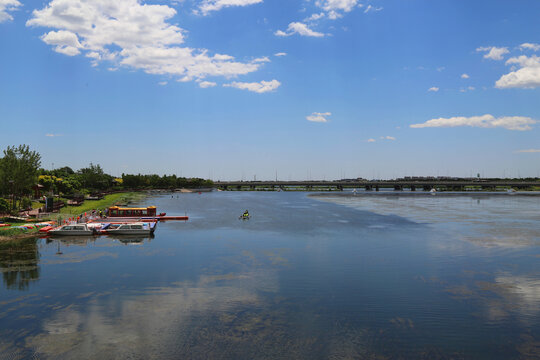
59;192;145;215
0;143;212;220
0;227;40;243
0;192;145;243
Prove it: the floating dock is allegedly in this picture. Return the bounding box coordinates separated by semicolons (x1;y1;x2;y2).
92;216;188;223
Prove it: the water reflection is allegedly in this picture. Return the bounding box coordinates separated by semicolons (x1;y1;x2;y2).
25;270;276;359
0;192;539;359
47;236;97;247
315;193;540;248
0;235;156;291
107;234;154;245
0;238;40;291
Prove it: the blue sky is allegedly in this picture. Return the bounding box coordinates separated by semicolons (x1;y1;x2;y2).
1;0;540;180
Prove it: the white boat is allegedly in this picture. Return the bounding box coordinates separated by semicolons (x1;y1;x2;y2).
48;224;96;236
104;222;156;235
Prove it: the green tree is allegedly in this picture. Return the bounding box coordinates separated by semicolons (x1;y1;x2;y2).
78;163;112;191
0;145;41;211
0;198;9;213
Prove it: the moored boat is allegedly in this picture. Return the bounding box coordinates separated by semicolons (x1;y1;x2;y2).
103;206;188;221
102;222;157;235
48;224;96;236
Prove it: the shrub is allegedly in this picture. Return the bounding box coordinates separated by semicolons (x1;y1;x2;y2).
20;197;32;210
0;198;9;213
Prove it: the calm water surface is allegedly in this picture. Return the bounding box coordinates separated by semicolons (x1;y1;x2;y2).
1;192;539;359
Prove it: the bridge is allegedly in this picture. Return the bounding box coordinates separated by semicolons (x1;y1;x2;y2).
214;180;540;191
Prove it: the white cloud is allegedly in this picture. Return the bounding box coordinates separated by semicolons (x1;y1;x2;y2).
223;79;280;93
277;0;368;39
305;12;325;21
516;149;540;153
274;52;287;57
519;43;540;52
326;10;343;20
45;133;62;137
428;87;439;92
495;55;540;89
41;30;82;56
199;80;217;88
505;55;540;68
364;5;382;13
316;0;360;14
476;46;509;61
196;0;263;16
27;0;265;83
306;112;331;123
0;0;21;23
461;73;470;79
380;136;395;140
315;0;371;18
410;114;537;131
253;56;270;63
275;22;325;37
468;86;475;91
367;138;376;143
158;81;168;86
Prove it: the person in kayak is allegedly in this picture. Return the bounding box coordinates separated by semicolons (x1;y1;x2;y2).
241;210;250;219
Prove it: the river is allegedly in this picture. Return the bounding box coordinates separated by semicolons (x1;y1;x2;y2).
1;191;539;359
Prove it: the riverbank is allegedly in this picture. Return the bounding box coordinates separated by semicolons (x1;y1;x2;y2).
59;192;145;215
0;227;39;243
0;192;146;243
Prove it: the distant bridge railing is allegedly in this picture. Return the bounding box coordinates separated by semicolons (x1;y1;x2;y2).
214;180;540;191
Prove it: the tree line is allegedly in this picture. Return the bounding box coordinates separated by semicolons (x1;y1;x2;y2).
0;145;213;213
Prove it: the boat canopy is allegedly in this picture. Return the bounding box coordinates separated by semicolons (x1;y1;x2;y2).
108;206;157;217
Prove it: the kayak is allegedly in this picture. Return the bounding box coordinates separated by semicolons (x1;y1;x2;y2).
39;226;54;233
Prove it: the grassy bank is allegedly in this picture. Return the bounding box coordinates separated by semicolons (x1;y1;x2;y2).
60;192;145;215
0;226;40;243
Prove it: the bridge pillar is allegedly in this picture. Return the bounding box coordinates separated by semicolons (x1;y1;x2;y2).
394;185;403;191
236;185;241;191
410;185;416;191
375;185;379;192
365;185;372;191
337;185;343;191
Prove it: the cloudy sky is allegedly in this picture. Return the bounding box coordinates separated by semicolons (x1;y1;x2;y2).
1;0;539;179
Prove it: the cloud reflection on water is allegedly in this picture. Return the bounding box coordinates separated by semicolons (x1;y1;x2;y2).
315;194;540;248
25;270;278;359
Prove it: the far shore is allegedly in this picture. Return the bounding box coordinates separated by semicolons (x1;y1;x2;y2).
310;191;540;197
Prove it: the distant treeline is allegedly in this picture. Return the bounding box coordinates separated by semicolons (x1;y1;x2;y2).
38;166;213;193
0;144;213;213
121;174;213;189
